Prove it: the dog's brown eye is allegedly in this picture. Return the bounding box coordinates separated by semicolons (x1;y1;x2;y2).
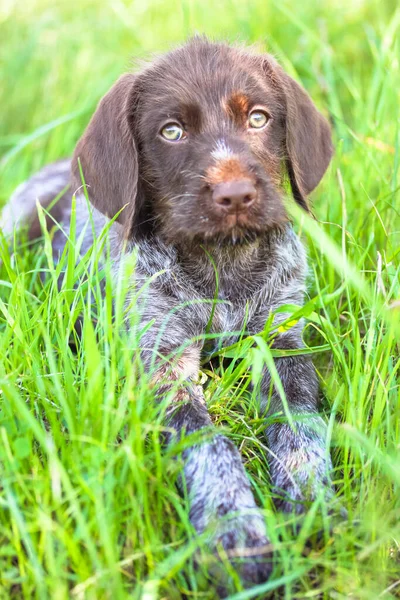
160;123;186;141
248;110;270;129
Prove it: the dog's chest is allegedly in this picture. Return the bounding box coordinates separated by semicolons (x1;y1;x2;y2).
133;228;305;338
168;255;274;338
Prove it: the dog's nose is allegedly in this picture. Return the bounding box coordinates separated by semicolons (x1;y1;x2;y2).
213;180;257;212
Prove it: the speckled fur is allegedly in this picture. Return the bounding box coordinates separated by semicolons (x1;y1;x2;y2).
3;38;335;592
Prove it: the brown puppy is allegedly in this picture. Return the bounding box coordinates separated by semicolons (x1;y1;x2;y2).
4;37;333;593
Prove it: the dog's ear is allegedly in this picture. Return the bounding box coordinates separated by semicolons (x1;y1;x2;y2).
265;59;333;210
71;74;139;232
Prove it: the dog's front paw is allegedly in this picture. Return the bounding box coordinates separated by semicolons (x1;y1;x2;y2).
270;443;334;513
215;514;272;583
185;435;272;593
204;510;272;594
273;477;334;514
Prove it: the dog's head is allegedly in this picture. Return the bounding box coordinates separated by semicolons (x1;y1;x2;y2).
72;38;333;244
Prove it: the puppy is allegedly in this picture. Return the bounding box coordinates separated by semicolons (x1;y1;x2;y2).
3;37;333;590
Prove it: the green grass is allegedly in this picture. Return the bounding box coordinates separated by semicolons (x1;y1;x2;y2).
1;0;400;598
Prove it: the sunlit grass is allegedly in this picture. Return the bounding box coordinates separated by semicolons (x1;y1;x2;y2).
0;0;399;598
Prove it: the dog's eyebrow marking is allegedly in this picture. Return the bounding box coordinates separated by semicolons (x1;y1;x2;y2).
211;139;235;161
226;92;249;122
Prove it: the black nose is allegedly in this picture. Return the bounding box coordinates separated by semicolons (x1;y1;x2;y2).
213;180;257;213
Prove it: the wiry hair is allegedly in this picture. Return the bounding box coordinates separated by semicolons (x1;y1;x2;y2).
71;36;332;240
4;37;334;594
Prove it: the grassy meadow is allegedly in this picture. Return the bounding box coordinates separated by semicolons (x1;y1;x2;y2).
0;0;399;598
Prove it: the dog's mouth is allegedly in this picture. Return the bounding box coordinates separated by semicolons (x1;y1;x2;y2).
156;176;287;245
213;227;261;246
213;213;264;242
190;210;268;246
223;210;254;229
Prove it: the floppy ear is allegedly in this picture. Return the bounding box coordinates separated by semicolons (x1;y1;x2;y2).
71;73;139;231
267;60;333;209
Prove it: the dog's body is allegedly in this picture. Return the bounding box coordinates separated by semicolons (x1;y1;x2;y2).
3;38;334;590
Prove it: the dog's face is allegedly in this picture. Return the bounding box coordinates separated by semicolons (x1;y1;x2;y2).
72;38;333;244
134;46;287;242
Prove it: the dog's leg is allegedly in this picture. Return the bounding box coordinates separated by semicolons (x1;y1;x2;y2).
150;344;272;586
261;334;333;513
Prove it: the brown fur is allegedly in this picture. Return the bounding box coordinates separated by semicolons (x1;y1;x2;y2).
225;92;250;125
71;38;333;242
206;157;255;185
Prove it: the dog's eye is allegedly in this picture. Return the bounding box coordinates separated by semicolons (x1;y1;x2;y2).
160;123;186;142
248;110;270;129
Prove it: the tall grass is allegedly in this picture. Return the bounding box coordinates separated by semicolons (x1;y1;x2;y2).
0;0;399;598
